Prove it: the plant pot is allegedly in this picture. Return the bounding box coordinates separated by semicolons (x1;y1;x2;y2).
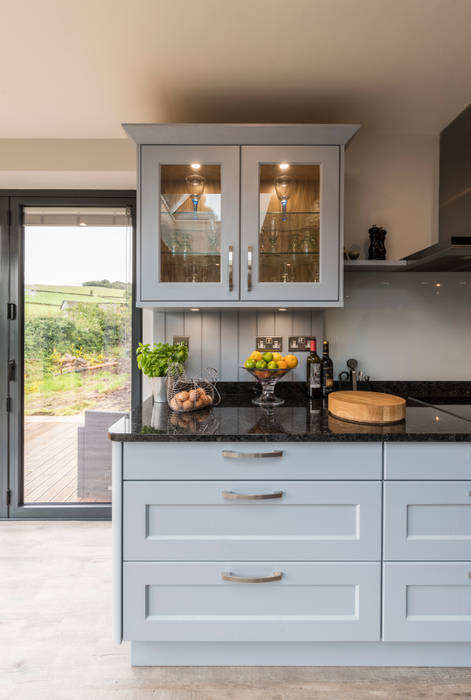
152;376;168;403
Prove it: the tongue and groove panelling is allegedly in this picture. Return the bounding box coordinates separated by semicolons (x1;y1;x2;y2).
153;310;324;381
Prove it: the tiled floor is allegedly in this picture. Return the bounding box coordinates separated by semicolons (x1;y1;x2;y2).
1;521;471;700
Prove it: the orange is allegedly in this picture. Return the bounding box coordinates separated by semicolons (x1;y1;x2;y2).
277;360;288;369
250;350;262;361
284;354;298;369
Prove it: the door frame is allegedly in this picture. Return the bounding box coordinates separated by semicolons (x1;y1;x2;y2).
0;197;9;518
1;190;140;519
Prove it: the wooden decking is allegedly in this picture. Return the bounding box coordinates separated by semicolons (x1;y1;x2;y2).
24;417;106;504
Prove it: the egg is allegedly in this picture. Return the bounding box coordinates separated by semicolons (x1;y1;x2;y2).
169;397;181;411
175;391;189;402
196;387;205;397
182;399;193;411
205;395;213;405
188;389;198;403
195;398;205;409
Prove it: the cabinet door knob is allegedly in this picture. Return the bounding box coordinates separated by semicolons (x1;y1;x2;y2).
222;450;283;459
247;246;253;291
222;490;283;500
222;571;282;584
228;245;233;292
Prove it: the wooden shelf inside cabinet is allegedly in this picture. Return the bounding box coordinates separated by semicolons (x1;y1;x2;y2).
344;260;408;272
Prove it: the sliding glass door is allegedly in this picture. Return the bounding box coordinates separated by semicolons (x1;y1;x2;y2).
5;193;139;518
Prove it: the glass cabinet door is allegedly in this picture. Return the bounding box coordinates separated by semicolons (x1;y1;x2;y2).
140;145;239;302
240;146;340;302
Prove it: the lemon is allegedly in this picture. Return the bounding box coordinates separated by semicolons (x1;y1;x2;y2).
250;351;262;361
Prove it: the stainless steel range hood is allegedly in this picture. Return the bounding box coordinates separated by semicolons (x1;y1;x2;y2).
403;104;471;271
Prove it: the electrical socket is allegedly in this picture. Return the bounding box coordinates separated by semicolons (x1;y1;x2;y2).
256;336;283;352
173;336;189;348
288;336;317;352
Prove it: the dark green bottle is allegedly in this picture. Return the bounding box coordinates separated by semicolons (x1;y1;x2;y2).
306;338;322;399
321;340;334;396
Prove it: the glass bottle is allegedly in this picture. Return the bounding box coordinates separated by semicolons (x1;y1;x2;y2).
321;340;334;396
306;338;322;399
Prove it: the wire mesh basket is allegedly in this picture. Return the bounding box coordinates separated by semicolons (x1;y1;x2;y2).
167;365;221;413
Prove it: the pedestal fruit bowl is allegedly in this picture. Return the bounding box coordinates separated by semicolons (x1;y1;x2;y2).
242;351;298;407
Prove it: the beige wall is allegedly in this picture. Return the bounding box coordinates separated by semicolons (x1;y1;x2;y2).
0;129;439;260
3;130;467;383
0;139;136;189
344;130;439;259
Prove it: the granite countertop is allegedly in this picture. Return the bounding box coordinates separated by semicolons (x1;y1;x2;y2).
108;382;471;442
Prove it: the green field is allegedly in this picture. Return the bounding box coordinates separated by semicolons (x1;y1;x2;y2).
24;283;131;414
25;284;127;316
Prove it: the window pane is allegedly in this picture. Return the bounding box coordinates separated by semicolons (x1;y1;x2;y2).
23;207;132;504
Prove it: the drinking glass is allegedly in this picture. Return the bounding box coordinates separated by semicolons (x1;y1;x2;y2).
185;174;205;219
274;175;295;222
268;216;279;252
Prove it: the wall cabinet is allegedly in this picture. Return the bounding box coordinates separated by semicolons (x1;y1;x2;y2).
124;124;360;309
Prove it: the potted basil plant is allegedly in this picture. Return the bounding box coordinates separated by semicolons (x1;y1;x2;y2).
136;341;189;403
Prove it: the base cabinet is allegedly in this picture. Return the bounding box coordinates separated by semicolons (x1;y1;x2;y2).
113;439;471;666
384;481;471;560
123;480;381;561
123;561;381;642
383;563;471;642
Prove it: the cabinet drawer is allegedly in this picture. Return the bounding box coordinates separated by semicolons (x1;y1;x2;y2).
123;442;382;480
123;561;380;642
124;480;381;561
384;481;471;560
383;563;471;642
384;443;471;480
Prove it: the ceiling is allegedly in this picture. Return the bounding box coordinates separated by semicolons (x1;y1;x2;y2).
2;0;470;138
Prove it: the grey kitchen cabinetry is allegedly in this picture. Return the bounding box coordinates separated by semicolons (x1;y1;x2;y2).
123;480;382;561
382;443;471;643
383;563;471;642
123;124;360;308
113;439;471;665
123;561;381;643
384;481;471;561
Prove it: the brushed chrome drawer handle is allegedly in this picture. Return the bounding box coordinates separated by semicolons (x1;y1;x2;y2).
222;450;283;459
222;571;282;584
222;490;283;500
228;245;233;292
247;245;253;291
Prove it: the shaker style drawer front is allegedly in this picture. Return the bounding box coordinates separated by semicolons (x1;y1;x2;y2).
384;443;471;480
384;481;471;560
123;481;382;561
123;561;381;642
123;442;382;480
383;563;471;642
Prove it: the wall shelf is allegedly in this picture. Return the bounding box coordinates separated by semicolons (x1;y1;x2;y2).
344;260;408;272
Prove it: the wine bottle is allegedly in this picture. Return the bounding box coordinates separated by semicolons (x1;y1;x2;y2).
306;338;322;399
321;340;334;396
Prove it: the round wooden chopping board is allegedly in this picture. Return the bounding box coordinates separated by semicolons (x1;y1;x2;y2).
328;391;406;425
